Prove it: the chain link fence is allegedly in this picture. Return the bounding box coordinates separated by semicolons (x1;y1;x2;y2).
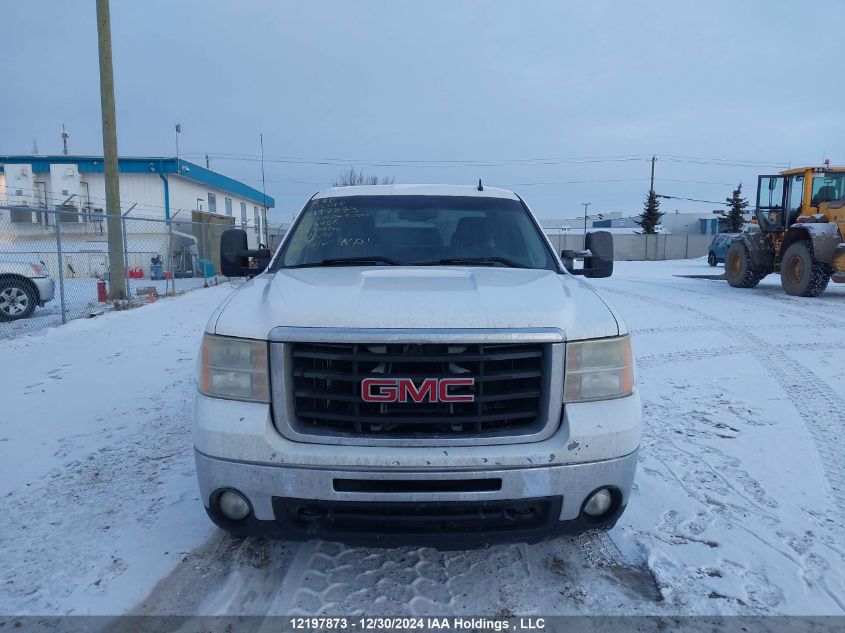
0;204;253;338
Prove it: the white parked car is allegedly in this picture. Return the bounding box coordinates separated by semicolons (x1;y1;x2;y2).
193;184;641;546
0;255;56;321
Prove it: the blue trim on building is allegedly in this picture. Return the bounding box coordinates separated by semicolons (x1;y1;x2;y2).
0;155;274;207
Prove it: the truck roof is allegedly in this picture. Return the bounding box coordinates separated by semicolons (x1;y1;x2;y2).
313;184;520;200
780;166;845;175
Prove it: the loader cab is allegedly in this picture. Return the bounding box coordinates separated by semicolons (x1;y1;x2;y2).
755;172;805;233
756;168;845;233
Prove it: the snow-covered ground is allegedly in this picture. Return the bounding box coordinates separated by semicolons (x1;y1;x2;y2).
1;260;844;617
0;275;223;339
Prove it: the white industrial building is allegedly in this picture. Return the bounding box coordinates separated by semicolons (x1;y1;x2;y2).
0;155;275;276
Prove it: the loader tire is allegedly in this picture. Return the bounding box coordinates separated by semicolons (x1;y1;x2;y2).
780;240;832;297
725;242;765;289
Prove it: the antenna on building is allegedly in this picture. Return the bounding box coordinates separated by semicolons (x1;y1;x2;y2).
61;124;69;155
205;153;210;169
31;139;39;155
175;122;182;167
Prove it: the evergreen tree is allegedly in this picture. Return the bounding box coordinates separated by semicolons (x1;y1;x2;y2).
636;190;664;234
721;183;748;232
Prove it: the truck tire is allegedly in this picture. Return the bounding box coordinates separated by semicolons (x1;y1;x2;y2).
0;278;38;321
707;252;717;267
725;242;765;288
780;240;832;297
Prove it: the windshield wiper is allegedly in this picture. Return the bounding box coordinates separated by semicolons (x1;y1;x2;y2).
415;257;528;269
284;256;400;269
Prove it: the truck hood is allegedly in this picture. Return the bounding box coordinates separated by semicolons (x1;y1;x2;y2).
210;267;621;341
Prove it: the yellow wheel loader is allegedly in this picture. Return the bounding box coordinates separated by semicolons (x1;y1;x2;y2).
725;166;845;296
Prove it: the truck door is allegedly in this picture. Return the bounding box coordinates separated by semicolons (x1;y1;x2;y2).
756;175;785;232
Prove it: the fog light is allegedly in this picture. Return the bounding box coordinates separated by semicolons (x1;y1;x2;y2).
584;488;613;517
218;490;250;520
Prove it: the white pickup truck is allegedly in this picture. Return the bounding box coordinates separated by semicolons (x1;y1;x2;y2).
194;184;640;546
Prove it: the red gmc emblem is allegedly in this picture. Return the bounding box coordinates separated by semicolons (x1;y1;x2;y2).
361;378;475;403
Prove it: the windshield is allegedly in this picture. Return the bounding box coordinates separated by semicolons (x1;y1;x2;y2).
274;195;557;271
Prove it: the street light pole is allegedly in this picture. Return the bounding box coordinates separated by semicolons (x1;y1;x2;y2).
582;202;591;248
95;0;126;299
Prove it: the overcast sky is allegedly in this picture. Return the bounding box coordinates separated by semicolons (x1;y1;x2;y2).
2;1;843;223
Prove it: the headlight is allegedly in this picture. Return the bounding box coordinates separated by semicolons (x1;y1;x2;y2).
199;334;269;402
564;335;633;402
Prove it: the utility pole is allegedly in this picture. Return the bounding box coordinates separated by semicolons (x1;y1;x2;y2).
260;133;267;244
650;155;656;193
205;153;210;169
582;202;591;248
175;123;182;166
96;0;126;299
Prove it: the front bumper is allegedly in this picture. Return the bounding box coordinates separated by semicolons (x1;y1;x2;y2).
31;276;55;304
195;449;637;546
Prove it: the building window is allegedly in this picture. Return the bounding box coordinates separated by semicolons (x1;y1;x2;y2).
208;193;216;213
254;206;260;235
240;202;247;228
225;198;232;216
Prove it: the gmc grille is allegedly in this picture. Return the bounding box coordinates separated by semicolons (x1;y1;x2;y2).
289;341;545;438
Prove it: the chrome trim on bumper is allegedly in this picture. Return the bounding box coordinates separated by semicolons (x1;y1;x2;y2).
195;449;638;522
269;327;565;447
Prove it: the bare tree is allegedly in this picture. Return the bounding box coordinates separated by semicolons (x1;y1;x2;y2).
332;166;394;187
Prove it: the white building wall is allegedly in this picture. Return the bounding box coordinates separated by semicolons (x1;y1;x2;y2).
168;176;269;247
76;172;167;219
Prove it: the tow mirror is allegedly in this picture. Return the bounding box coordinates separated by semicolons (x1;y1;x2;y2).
220;229;271;277
561;231;613;278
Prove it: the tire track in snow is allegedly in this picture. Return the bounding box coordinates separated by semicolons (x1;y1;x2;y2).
637;341;845;370
606;281;845;517
263;540;537;615
604;281;845;611
258;530;644;616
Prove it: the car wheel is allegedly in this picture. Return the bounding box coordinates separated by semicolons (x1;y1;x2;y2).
707;252;717;267
0;278;38;321
780;240;831;297
725;242;765;288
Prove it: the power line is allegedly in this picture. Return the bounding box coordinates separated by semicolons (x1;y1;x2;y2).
179;151;792;170
182;152;649;166
656;194;728;206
